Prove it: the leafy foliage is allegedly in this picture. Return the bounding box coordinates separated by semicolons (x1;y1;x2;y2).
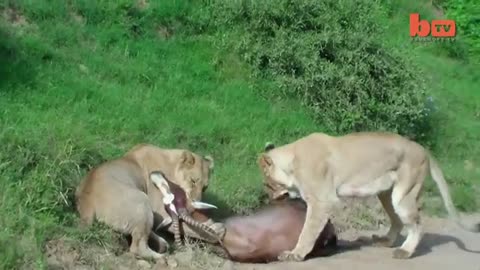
442;0;480;63
195;0;432;141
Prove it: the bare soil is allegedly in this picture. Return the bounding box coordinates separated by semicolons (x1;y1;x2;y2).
231;213;480;270
44;211;480;270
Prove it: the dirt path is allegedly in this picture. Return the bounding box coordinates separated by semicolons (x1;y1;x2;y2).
44;213;480;270
228;214;480;270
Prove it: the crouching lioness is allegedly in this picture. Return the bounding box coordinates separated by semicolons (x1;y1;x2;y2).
259;132;480;262
75;144;214;260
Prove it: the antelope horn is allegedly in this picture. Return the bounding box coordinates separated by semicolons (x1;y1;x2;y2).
191;201;218;210
177;209;232;260
177;209;225;243
171;214;182;248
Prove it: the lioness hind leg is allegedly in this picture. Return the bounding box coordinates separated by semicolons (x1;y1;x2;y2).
149;231;169;254
391;161;427;259
129;195;166;260
372;189;403;247
391;183;424;259
130;224;166;260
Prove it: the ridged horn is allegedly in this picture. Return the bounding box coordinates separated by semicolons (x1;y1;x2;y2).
171;214;182;247
178;210;224;243
177;209;233;260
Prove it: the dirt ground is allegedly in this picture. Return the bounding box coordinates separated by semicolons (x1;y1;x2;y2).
45;212;480;270
231;213;480;270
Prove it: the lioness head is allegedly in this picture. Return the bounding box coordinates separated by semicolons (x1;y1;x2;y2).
174;150;214;201
258;142;295;201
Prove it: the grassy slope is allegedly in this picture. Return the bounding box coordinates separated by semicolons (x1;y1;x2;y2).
0;0;478;268
0;1;319;267
381;0;480;213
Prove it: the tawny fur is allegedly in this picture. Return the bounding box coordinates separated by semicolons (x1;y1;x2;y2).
259;132;480;262
74;144;214;260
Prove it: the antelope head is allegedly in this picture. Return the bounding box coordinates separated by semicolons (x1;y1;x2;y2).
150;171;224;245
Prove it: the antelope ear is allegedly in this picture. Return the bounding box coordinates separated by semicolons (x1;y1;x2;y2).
191;201;218;210
204;155;214;170
150;171;175;205
169;204;178;215
150;171;167;189
180;150;195;168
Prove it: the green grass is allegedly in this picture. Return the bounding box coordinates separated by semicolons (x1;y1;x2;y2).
378;0;480;213
0;2;320;267
0;0;478;268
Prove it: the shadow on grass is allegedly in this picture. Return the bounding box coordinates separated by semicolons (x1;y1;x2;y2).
202;192;236;220
0;25;38;91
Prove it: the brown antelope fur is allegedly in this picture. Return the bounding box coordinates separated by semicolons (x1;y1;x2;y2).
187;200;338;263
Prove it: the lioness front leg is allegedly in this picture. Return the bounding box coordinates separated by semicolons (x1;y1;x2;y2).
278;201;332;262
153;205;173;231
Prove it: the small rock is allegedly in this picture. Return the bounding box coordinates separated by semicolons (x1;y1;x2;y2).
137;0;149;10
137;259;151;269
223;260;235;270
166;257;178;268
153;257;168;270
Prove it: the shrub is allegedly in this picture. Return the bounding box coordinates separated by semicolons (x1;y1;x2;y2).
442;0;480;64
195;0;432;142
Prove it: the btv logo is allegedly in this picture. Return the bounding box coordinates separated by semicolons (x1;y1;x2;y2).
409;13;456;37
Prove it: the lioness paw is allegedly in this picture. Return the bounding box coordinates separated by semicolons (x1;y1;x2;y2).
278;251;304;262
392;248;411;259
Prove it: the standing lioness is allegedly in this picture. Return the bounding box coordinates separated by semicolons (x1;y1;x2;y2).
259;132;480;262
75;144;214;260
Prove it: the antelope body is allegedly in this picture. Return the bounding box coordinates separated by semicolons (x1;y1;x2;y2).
150;171;337;263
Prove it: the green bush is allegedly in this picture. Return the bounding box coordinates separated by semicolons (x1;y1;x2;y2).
442;0;480;64
195;0;432;141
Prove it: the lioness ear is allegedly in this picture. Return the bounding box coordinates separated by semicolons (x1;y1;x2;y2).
180;150;195;168
258;153;273;169
150;171;167;189
264;142;275;152
204;155;214;170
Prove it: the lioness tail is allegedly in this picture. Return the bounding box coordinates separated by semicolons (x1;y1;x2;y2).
428;154;480;232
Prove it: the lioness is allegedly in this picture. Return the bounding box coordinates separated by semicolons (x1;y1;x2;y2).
258;132;480;262
75;144;214;260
